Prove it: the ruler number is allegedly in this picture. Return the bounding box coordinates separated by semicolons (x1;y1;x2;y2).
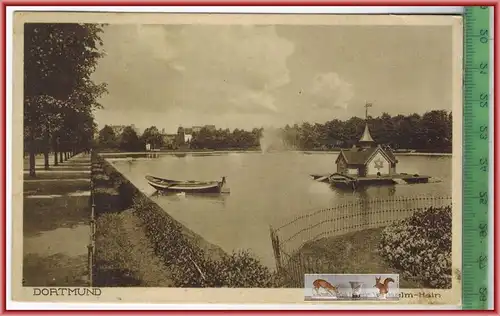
477;255;487;270
480;93;488;107
480;29;489;44
480;158;488;171
480;62;488;75
479;223;488;238
480;126;488;139
478;287;487;302
479;93;489;108
479;191;488;204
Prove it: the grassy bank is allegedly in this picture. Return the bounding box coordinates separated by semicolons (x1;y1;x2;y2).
23;172;91;180
92;159;176;286
94;209;175;287
24;179;90;196
294;228;424;288
23;197;90;237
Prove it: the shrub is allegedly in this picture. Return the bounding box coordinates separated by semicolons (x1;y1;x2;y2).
132;196;211;287
209;250;275;288
378;206;452;289
132;197;278;288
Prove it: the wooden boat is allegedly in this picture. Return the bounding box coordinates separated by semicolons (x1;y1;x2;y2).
326;172;432;190
310;174;332;183
145;175;226;193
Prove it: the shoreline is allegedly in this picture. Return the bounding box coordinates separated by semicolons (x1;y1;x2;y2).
99;150;452;157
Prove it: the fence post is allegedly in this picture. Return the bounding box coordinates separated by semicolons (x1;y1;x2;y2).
269;226;283;273
87;243;94;286
88;156;96;287
297;251;304;287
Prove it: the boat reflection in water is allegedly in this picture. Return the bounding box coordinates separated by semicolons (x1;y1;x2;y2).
150;190;229;205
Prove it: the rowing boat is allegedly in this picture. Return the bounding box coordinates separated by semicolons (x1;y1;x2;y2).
145;175;226;193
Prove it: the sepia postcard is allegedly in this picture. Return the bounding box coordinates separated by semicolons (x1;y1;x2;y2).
11;11;463;307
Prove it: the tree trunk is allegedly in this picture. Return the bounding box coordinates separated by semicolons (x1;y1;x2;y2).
29;150;36;177
44;131;50;170
43;150;49;170
53;138;59;166
59;150;63;163
29;131;36;177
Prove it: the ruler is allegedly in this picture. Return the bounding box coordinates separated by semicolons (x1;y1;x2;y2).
463;5;492;310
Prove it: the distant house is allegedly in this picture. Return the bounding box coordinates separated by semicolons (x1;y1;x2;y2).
205;125;216;132
161;134;177;147
335;123;398;177
192;126;203;133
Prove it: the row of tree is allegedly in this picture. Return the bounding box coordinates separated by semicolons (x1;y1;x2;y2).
97;124;262;152
280;110;453;152
189;128;261;150
189;110;452;152
97;110;452;153
24;23;108;177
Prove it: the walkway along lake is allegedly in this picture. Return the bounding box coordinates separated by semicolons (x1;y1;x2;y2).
108;151;452;270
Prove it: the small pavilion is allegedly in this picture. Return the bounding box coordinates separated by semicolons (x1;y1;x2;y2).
335;103;398;177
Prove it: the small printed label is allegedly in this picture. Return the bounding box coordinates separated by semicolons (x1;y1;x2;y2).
304;274;400;301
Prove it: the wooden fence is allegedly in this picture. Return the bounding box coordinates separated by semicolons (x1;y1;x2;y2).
269;195;452;286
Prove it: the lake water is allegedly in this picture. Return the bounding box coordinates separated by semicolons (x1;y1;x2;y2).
110;152;452;270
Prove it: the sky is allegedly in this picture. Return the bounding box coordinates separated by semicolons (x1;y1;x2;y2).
91;24;453;134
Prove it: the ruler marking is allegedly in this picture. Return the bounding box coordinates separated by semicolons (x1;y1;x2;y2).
462;5;491;310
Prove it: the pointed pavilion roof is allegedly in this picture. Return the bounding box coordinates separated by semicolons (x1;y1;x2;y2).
359;123;375;144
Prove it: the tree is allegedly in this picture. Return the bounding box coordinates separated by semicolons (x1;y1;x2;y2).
141;126;164;150
119;126;142;152
190;127;215;149
98;125;118;149
24;23;107;176
420;110;452;152
397;113;422;149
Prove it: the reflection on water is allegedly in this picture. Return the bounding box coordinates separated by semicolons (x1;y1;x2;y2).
110;151;452;270
151;191;229;206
